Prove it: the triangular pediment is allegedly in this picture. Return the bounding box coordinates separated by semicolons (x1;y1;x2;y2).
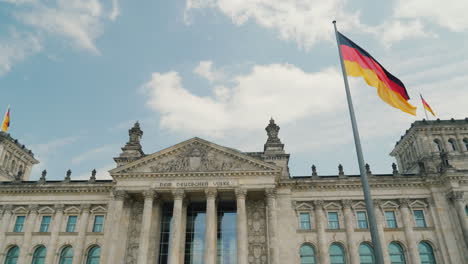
110;137;281;175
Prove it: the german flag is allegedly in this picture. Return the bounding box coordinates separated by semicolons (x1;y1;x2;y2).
338;32;417;115
1;106;10;132
420;94;435;116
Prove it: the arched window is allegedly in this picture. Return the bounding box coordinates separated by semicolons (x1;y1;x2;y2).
300;244;316;264
3;154;9;167
58;246;73;264
359;243;375;264
86;246;101;264
463;138;468;151
448;139;457;151
32;246;46;264
418;242;436;264
388;242;406;264
432;140;442;152
4;246;19;264
10;159;15;171
330;243;346;264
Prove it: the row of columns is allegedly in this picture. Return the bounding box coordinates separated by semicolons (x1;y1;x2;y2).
106;188;254;264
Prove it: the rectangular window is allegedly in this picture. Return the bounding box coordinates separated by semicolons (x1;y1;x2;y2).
413;210;427;227
385;211;398;228
66;216;77;232
299;213;311;230
13;216;25;232
328;212;340;229
39;216;51;232
92;215;104;232
356;211;368;229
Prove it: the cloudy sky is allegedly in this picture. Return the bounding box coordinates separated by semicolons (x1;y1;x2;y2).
1;0;467;180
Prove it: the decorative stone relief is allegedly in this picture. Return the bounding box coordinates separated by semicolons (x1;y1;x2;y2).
124;200;144;264
247;199;268;264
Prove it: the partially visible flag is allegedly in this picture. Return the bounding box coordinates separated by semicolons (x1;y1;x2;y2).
420;94;435;116
337;32;417;116
1;106;10;132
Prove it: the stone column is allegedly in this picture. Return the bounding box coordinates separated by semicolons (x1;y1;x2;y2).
265;188;279;264
314;200;328;264
235;188;248;264
18;204;39;263
179;200;188;264
138;189;157;264
342;200;359;264
204;188;218;264
45;204;64;264
73;204;91;264
106;190;128;264
0;205;13;254
373;200;390;264
169;190;185;264
399;198;420;264
448;191;468;247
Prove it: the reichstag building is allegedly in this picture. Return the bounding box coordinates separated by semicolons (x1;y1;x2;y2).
0;118;467;264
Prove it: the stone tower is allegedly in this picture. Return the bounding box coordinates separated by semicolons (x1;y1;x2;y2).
390;118;468;174
114;121;145;167
0;132;39;181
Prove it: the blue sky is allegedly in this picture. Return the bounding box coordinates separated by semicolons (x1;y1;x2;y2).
1;0;467;180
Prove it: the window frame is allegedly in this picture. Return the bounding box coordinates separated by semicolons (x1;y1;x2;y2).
32;245;47;264
358;243;375;264
5;245;20;264
39;215;52;232
448;138;458;151
58;246;74;264
329;243;346;264
299;212;312;230
384;211;398;228
327;211;340;230
85;245;101;264
356;211;369;229
92;215;105;232
388;242;406;264
13;215;26;232
299;244;316;264
65;215;78;232
413;209;427;228
418;241;436;264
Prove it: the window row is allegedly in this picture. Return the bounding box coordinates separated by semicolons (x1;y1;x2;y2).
4;245;100;264
12;215;104;233
299;241;436;264
298;209;428;230
432;138;468;152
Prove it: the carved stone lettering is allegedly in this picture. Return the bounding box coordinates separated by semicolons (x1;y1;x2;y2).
247;199;268;264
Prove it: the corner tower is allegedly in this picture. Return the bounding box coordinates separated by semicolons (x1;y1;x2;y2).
114;121;145;167
0;132;39;181
390;118;468;174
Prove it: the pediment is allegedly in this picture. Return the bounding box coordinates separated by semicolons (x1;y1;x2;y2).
110;137;280;175
381;201;399;209
409;200;427;208
38;206;55;214
352;201;366;209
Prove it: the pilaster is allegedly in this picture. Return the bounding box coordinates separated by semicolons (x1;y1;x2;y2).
18;204;39;263
265;188;279;264
45;204;64;264
313;200;328;264
399;198;420;264
106;190;128;264
73;204;91;264
342;200;359;264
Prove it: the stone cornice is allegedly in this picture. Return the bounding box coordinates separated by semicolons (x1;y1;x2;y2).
112;170;279;179
0;183;114;194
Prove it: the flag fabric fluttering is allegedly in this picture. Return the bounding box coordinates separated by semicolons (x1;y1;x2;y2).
337;32;417;116
1;106;10;132
420;94;435;116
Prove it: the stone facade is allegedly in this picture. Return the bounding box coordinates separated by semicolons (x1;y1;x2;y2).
0;119;467;264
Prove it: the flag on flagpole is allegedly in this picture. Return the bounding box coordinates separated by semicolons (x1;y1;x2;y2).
420;94;435;116
1;106;10;132
337;32;417;115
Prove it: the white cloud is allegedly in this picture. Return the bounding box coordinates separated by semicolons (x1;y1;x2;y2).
394;0;468;32
71;144;116;165
15;0;104;53
75;163;114;180
378;20;436;47
185;0;364;49
144;63;347;138
110;0;120;21
0;29;42;75
193;60;224;82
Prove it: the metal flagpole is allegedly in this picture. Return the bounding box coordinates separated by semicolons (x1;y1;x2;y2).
332;21;385;264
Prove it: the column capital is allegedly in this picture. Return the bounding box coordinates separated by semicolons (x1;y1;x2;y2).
235;188;247;199
265;188;276;199
313;200;324;209
28;204;39;213
399;198;410;208
2;204;13;213
205;188;217;199
143;189;158;200
80;204;91;213
172;189;185;200
112;190;128;200
373;199;383;208
447;191;465;202
341;199;353;209
54;204;65;212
